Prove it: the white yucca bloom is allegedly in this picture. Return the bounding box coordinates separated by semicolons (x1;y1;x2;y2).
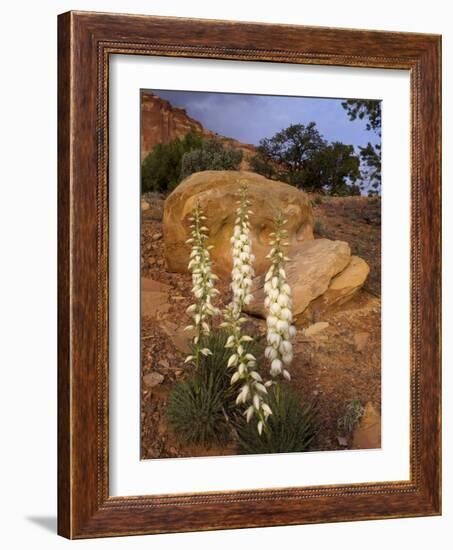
222;305;272;431
230;182;256;315
184;202;219;368
223;182;272;435
264;213;296;381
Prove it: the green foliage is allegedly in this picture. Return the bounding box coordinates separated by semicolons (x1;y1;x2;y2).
237;384;318;454
258;122;326;172
311;195;323;205
167;330;261;446
313;219;327;237
142;133;244;194
341;100;382;193
166;373;232;447
341;99;381;132
300;142;361;195
250;123;361;196
195;330;241;402
249;151;277;179
180;138;243;180
359;142;381;194
337;399;364;435
141;131;203;194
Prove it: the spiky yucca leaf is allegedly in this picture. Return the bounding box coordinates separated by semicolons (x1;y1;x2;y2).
166;375;231;446
167;330;262;446
237;384;318;454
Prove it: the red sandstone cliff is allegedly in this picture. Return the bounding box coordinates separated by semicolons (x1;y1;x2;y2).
140;91;257;168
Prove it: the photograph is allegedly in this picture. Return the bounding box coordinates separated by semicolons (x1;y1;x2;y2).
140;89;382;460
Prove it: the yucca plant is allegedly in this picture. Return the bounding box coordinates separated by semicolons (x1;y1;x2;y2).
222;181;273;435
167;330;262;446
237;384;318;454
184;202;220;370
166;373;232;447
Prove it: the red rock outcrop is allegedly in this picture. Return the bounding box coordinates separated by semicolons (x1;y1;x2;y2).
140;92;257;168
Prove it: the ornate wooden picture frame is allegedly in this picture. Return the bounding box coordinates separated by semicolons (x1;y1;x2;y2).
58;11;441;539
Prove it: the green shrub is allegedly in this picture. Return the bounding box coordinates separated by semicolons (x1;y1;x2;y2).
249;152;277;179
328;182;361;197
237;384;318;454
166;373;232;446
167;330;262;446
141;133;244;194
180;138;243;180
141;131;203;194
314;218;327;237
367;194;380;203
194;330;240;406
312;195;323;205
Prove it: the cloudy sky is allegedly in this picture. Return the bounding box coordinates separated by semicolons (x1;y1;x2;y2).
149;89;380;150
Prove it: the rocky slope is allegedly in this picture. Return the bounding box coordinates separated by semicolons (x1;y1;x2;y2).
139;180;380;459
140;197;381;458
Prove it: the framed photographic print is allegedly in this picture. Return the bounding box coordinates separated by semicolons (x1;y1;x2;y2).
58;11;441;538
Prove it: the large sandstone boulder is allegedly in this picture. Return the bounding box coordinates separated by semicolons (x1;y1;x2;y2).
163;171;314;278
309;255;370;314
245;239;352;317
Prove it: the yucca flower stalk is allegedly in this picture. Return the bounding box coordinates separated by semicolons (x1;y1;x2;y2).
264;213;296;381
223;182;272;435
184;202;220;369
230;182;256;315
221;305;272;435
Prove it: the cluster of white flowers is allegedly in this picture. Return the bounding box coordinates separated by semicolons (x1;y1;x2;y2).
230;182;256;315
184;202;220;367
221;305;272;435
222;182;272;435
264;214;296;381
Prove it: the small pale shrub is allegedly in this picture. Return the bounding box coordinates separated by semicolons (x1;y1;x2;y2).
180;138;243;180
337;399;364;435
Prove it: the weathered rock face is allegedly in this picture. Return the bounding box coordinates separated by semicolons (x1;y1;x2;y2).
309;255;370;314
245;238;351;317
141;92;257;168
163;170;314;278
141;92;206;161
